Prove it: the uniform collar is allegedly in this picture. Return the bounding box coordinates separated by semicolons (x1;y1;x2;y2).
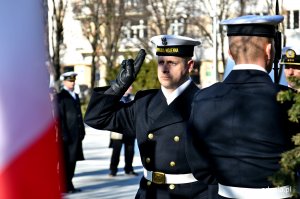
161;77;192;105
233;64;267;73
64;87;76;99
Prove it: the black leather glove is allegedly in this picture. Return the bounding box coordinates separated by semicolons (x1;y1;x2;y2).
105;49;146;96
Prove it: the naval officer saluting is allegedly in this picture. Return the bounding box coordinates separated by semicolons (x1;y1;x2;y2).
84;35;217;198
186;15;299;199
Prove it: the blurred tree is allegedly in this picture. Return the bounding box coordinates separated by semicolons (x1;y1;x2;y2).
71;0;280;89
49;0;67;83
271;77;300;197
133;59;160;92
183;0;275;81
73;0;126;88
147;0;185;35
106;57;159;93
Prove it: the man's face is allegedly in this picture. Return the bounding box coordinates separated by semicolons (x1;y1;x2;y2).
284;64;300;88
63;79;76;91
157;56;193;91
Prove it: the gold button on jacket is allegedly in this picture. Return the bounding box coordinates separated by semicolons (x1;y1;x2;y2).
148;133;154;139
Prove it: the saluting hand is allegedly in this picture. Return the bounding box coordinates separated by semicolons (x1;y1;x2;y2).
106;49;146;96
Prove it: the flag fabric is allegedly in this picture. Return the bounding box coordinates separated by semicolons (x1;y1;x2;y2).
0;1;62;198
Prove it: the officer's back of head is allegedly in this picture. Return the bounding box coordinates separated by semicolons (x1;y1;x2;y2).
220;15;283;73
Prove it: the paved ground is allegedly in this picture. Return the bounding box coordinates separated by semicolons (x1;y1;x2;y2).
63;126;142;199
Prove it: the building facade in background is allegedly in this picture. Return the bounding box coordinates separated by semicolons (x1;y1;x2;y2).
49;0;300;89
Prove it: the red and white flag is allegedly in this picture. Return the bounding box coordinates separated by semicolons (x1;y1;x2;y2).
0;1;62;198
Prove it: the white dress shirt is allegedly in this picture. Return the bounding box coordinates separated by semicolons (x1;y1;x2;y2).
64;87;77;100
161;77;192;105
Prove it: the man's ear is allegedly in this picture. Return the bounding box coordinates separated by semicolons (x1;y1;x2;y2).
265;43;272;60
228;49;233;59
187;59;195;73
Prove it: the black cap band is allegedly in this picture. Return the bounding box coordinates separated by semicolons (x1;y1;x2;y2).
64;76;76;81
227;24;276;38
281;56;300;65
156;45;194;57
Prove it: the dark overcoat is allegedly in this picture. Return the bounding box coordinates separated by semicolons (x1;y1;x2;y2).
57;89;85;163
85;83;217;199
186;70;299;189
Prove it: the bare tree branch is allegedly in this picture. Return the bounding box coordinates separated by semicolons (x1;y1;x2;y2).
50;0;68;82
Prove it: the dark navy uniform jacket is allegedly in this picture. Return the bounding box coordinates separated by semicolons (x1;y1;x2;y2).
186;70;298;189
57;89;85;163
84;83;217;199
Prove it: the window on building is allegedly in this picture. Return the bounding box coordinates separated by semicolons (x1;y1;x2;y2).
294;10;299;29
287;11;291;29
126;20;147;39
63;66;74;73
125;0;139;8
286;10;300;29
170;18;185;35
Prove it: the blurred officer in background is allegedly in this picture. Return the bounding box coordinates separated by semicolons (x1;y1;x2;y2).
109;85;138;177
186;15;299;198
84;35;217;198
57;72;85;193
280;46;300;91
